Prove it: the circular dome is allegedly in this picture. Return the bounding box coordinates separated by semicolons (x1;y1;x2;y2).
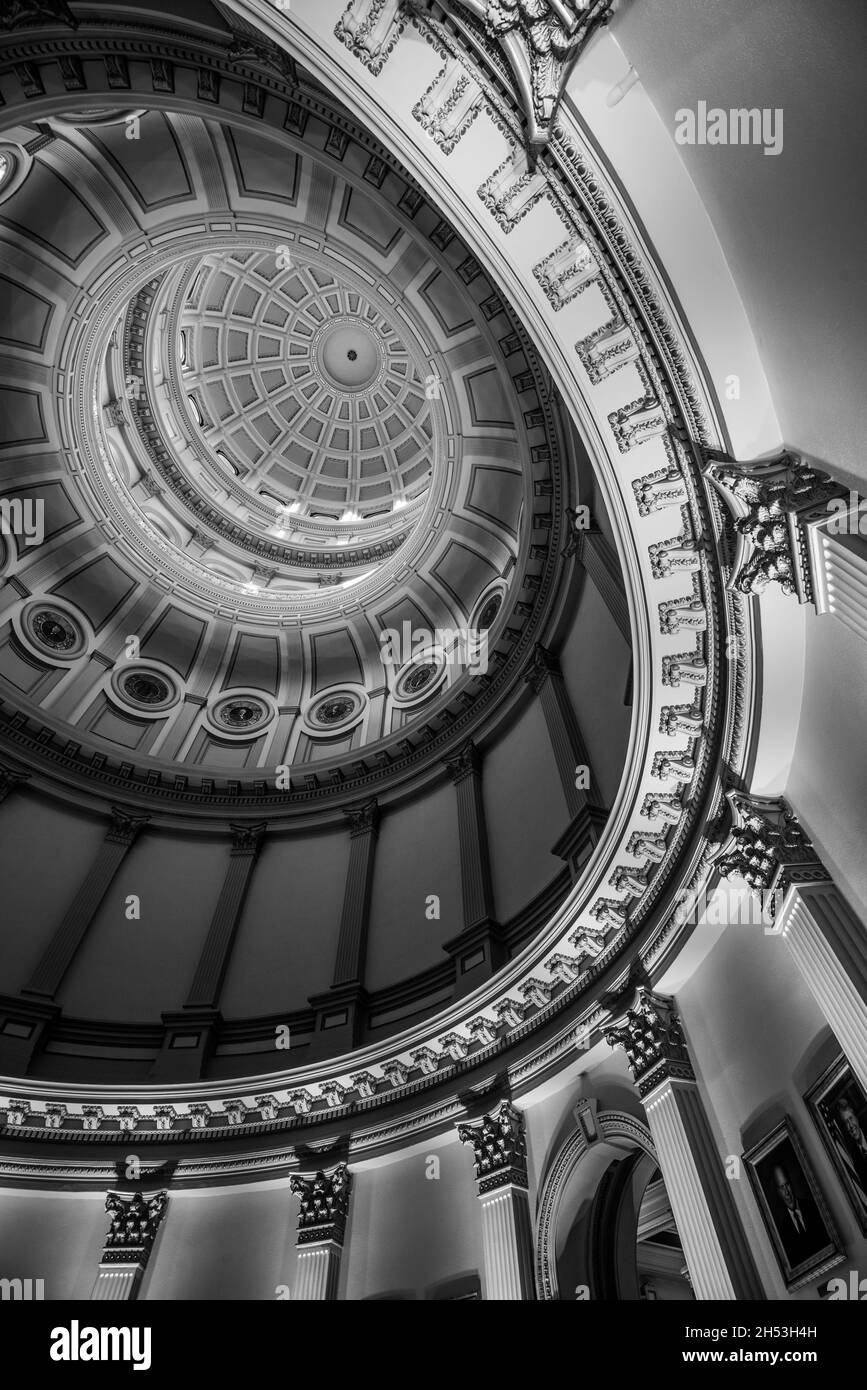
175;250;434;543
316;317;382;392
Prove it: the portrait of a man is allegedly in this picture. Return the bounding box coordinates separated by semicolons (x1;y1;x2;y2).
745;1119;841;1288
807;1057;867;1234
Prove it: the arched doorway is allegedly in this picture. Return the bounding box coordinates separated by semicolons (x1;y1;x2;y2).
535;1107;692;1300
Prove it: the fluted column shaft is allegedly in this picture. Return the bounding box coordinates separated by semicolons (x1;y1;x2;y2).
779;881;867;1093
643;1076;762;1300
185;824;266;1008
294;1243;342;1300
333;800;379;986
445;742;494;929
525;645;599;813
24;809;149;999
580;526;630;642
606;989;763;1301
479;1185;536;1300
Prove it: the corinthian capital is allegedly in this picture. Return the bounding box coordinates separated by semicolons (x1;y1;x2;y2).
229;822;267;856
343;797;380;838
605;988;692;1096
0;763;31;804
704;448;846;601
443;738;481;783
522;642;560;692
105;807;150;847
457;1099;527;1192
290;1162;352;1245
712;791;825;906
101;1190;168;1263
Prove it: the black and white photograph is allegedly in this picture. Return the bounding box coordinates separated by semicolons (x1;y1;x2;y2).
807;1056;867;1235
744;1119;842;1290
0;0;866;1353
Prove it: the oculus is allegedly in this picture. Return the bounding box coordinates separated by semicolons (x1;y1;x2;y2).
23;604;86;660
111;665;180;713
207;691;276;738
304;687;367;733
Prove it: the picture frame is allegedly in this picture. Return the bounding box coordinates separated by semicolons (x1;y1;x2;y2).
744;1117;843;1290
806;1054;867;1235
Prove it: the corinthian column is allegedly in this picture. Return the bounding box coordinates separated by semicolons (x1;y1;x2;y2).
606;989;763;1301
151;822;265;1080
458;1101;535;1300
442;741;505;994
23;807;149;999
715;791;867;1093
185;822;267;1008
289;1163;352;1301
308;800;380;1055
573;520;630;643
90;1191;168;1301
523;645;607;879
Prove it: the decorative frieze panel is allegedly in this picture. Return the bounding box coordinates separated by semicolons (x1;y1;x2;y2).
633;467;689;516
478;147;549;232
335;0;406;75
577;319;639;382
609;392;669;453
413;54;483;153
532;234;598;310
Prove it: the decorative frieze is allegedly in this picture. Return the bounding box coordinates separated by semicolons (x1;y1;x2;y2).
661;651;707;688
633;467;689;516
478;147;548;232
335;0;406;75
532;235;598;311
413;54;483;153
577;319;639;382
609;393;668;452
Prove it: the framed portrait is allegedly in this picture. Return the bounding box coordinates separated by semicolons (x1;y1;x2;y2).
744;1118;842;1290
806;1054;867;1235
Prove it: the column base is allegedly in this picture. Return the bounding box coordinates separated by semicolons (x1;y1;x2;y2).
0;994;61;1074
552;802;608;881
149;1008;222;1081
443;918;507;998
306;983;368;1059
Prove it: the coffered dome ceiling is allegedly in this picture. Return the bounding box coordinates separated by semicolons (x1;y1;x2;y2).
0;0;747;1132
1;99;570;794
